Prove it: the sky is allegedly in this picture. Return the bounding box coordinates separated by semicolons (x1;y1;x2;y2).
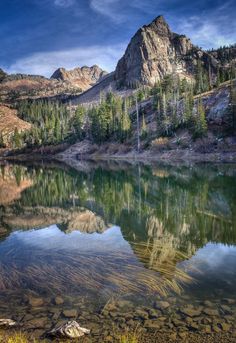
0;0;235;77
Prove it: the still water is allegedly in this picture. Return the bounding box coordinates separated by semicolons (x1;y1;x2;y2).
0;161;235;339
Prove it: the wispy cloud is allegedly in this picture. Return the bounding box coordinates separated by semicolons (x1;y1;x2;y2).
90;0;127;23
176;14;236;49
5;44;126;77
54;0;75;7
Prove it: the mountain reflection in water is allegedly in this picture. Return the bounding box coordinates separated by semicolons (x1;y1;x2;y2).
0;162;235;313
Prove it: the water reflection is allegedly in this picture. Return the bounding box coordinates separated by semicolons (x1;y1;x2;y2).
0;162;235;315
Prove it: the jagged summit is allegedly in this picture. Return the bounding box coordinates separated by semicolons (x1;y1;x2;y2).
144;15;171;36
51;65;107;90
114;15;216;87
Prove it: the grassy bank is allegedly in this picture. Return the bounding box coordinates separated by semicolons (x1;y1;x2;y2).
0;330;138;343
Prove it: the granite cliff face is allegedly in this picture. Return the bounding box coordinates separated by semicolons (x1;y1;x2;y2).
115;16;221;87
51;65;107;91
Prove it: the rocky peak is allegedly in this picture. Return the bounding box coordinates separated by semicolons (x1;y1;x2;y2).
145;15;171;37
51;65;107;91
114;15;217;87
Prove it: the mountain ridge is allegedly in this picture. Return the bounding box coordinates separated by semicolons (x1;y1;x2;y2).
0;64;107;102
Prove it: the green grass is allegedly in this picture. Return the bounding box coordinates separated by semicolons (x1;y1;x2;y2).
0;330;140;343
119;333;138;343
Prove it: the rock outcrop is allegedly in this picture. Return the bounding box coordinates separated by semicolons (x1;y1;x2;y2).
115;15;221;87
51;65;107;91
0;105;32;147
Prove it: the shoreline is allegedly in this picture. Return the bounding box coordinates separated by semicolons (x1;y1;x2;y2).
1;328;236;343
2;149;236;165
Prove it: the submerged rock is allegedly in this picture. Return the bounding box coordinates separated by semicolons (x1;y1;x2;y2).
63;309;78;318
25;317;48;329
0;319;16;327
28;297;44;307
49;320;90;338
203;308;219;316
54;296;64;305
180;306;202;317
154;301;170;310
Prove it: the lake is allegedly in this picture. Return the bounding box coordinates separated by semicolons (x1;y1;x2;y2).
0;161;235;341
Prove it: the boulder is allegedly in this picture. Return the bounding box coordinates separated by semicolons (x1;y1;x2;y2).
180;306;202;317
63;309;78;318
49;320;90;338
0;319;16;327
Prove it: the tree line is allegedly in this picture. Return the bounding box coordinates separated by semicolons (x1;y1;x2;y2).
10;59;235;150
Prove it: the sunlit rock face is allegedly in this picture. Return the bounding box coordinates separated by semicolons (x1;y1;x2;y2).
51;65;107;91
115;16;218;87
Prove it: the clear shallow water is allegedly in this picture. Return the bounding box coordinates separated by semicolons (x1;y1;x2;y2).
0;162;235;337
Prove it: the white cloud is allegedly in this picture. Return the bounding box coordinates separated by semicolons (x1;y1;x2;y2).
6;44;126;77
90;0;125;22
178;17;236;49
54;0;75;7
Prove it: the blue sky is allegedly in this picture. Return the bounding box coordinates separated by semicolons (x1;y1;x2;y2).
0;0;235;77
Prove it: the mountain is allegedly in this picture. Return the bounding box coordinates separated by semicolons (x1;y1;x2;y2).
0;65;107;103
115;15;226;87
74;16;235;105
51;65;107;91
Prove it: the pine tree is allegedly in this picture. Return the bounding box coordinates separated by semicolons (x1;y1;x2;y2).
0;133;5;148
194;98;207;137
195;60;203;94
119;98;131;142
12;128;22;148
183;91;194;126
72;105;85;139
141;111;147;139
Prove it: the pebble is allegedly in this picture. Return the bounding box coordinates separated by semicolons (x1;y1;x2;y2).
201;324;212;334
223;298;235;305
135;309;149;320
221;305;232;313
180;306;202;317
63;309;77;318
155;301;170;310
178;331;187;339
203;300;214;307
25;317;48;329
169;332;177;340
212;325;221;333
28;297;44;307
148;309;159;318
220;322;231;331
143;320;160;329
54;296;64;305
203;308;219;316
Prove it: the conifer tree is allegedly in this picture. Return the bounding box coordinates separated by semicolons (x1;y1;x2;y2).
12;128;22;148
194;98;207;137
0;133;5;148
141;111;147;139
